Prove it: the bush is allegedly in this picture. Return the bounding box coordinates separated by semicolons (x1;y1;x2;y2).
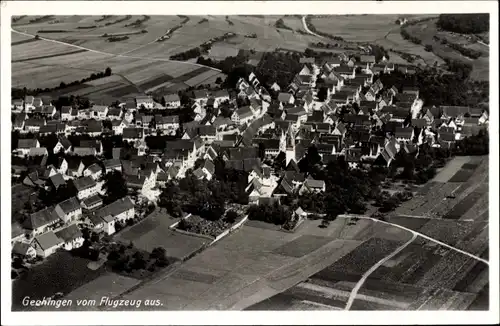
424;44;433;52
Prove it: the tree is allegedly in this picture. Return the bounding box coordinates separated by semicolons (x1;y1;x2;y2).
317;87;328;101
424;44;433;52
105;67;112;76
103;171;128;204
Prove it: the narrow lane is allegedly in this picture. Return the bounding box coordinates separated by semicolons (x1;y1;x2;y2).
344;233;417;310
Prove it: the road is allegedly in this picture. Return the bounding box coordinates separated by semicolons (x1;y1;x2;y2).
341;214;489;265
11;28;222;72
344;232;417;310
301;15;324;39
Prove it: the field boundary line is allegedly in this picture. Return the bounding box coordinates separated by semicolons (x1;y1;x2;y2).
344;232;417;310
341;214;489;265
12;28;223;73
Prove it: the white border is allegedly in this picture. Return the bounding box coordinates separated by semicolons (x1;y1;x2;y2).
1;1;498;325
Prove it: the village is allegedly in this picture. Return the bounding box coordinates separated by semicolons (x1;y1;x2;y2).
10;51;489;287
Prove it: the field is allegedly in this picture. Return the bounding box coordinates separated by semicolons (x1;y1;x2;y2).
115;208;208;261
113;217;376;310
49;273;141;311
12;251;107;311
12;16;231;94
247;154;489;311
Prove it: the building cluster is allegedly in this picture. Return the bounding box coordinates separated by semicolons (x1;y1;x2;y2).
11;54;489;260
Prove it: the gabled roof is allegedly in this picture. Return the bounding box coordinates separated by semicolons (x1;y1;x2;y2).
55;224;83;242
73;176;97;192
163;93;180;102
35;231;63;250
49;173;66;189
94;196;134;220
24;207;59;230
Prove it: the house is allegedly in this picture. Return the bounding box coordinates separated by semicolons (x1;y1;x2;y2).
54;224;84;251
394;127;414;142
278;92;295;105
23;207;61;236
13;114;26;131
74;138;102;156
91;105;109;120
163;93;181;108
11;98;24;112
12;242;37;259
158;115;180;133
112;119;129;135
28;147;48;157
270;82;281;92
35;105;57;118
53;136;72;154
213;89;230;107
81;195;104;211
24;118;45;133
136;95;154;109
59;157;85;177
24;96;35;112
192;90;210;106
91;196;135;235
107;108;123;120
16;139;40;156
231;106;254;125
377;138;400;167
48;173;66;190
32;231;64;258
54;197;82;223
103;159;122;173
299;177;326;195
73;176;99;200
84;163;103;180
123;128;144;142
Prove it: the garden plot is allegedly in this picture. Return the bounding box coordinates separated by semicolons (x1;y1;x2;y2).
115;209;208;261
417;219;481;246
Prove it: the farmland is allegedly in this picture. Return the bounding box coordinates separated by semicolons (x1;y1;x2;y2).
12;251;107;311
401;18;489;80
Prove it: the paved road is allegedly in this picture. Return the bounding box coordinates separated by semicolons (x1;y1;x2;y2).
11;28;222;72
344;232;417;310
341;214;489;265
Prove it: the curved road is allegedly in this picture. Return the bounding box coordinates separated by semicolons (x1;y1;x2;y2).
11;28;222;72
344;233;418;310
341;214;489;265
301;15;324;39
